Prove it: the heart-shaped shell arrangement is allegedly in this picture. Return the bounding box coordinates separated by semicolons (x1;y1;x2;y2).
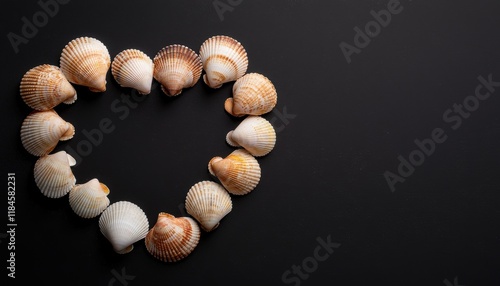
19;35;278;263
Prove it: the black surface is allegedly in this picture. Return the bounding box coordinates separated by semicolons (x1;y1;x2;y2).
2;0;500;285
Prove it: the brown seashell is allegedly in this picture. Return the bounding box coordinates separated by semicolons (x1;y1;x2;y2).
69;178;110;219
34;150;76;198
111;49;154;95
225;73;277;117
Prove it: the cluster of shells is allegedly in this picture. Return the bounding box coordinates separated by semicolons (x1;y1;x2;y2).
20;35;278;262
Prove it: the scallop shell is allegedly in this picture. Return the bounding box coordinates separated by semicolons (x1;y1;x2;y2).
145;212;200;262
153;44;202;96
226;115;276;157
185;181;232;232
208;149;261;195
20;64;77;111
20;109;75;156
225;73;277;117
199;35;248;89
69;178;110;219
111;49;154;95
34;150;76;198
99;201;149;254
60;36;111;92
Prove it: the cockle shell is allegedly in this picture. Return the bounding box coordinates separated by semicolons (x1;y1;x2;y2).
20;64;77;111
199;35;248;89
145;212;200;262
153;44;202;96
225;73;277;117
208;149;261;195
69;178;110;219
60;36;111;92
185;181;232;232
226;115;276;157
99;201;149;254
34;150;76;198
20;109;75;156
111;49;154;95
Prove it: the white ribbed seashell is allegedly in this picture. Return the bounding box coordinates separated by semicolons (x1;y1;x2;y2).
20;64;77;111
225;73;277;117
226;115;276;157
208;149;261;196
111;49;154;95
20;109;75;156
34;150;76;198
199;35;248;89
60;36;111;92
99;201;149;254
69;178;110;219
185;181;232;232
153;44;202;96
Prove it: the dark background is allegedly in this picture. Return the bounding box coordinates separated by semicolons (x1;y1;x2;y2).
2;0;500;285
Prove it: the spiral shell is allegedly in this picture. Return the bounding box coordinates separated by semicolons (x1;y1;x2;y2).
34;150;76;198
20;64;77;111
145;212;200;262
225;73;277;117
99;201;149;254
69;178;110;219
20;109;75;156
226;115;276;157
185;181;232;232
111;49;154;95
208;149;261;195
199;35;248;89
60;36;111;92
153;44;202;96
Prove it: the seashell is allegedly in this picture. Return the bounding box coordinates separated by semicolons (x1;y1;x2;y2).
34;150;76;198
226;115;276;157
208;149;261;195
111;49;154;95
20;64;77;111
153;44;202;96
225;73;277;117
145;212;200;262
185;181;232;232
99;201;149;254
69;178;110;219
199;35;248;89
60;36;111;92
20;109;75;156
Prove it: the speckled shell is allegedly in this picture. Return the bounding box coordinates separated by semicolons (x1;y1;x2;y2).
153;44;202;96
185;181;232;232
208;149;261;195
99;201;149;254
34;150;76;198
199;35;248;89
226;115;276;157
111;49;154;95
145;212;200;262
20;64;77;111
20;109;75;156
225;73;277;117
69;178;110;219
60;36;111;92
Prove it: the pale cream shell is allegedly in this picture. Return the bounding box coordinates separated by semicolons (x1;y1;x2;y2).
226;115;276;157
20;109;75;156
34;150;76;198
185;181;232;232
99;201;149;254
69;178;110;219
199;35;248;89
153;44;202;96
111;49;154;95
225;73;277;117
145;212;200;262
20;64;77;111
60;36;111;92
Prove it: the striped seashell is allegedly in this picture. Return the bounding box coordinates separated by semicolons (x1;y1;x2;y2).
69;178;110;219
225;73;277;117
226;115;276;157
111;49;154;95
34;150;76;198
